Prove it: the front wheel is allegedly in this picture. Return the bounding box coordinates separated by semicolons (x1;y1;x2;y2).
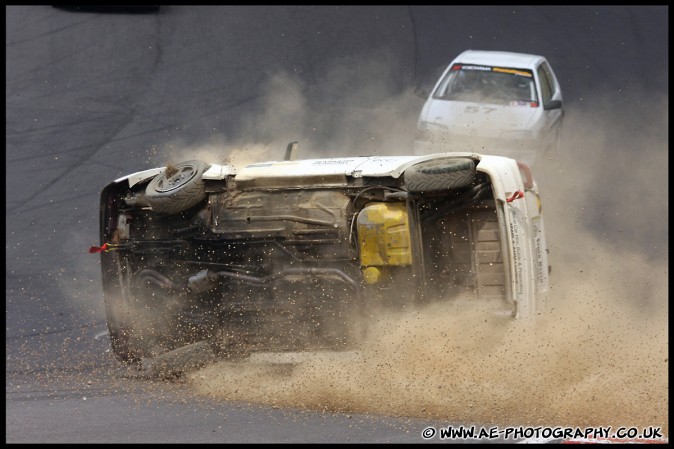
145;160;211;214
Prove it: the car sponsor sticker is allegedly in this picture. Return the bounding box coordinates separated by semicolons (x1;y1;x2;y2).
451;64;533;77
492;67;532;77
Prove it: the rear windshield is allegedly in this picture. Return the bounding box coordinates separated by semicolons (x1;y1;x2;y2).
433;64;539;106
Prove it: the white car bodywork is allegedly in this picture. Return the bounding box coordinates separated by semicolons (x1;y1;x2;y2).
415;50;564;166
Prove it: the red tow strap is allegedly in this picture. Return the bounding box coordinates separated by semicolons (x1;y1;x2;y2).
506;191;525;203
88;243;110;253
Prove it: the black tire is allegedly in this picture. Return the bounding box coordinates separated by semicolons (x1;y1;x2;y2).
105;296;152;364
107;324;138;364
141;340;218;379
145;160;211;214
404;157;476;192
104;263;183;364
102;255;143;364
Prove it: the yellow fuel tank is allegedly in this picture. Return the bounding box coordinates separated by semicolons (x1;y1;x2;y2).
357;202;412;268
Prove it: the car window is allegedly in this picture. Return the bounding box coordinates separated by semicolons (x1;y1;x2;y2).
433;64;538;106
540;61;558;97
537;63;553;104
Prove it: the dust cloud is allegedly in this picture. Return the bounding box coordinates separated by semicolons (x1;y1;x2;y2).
148;57;419;169
145;66;667;434
188;244;667;432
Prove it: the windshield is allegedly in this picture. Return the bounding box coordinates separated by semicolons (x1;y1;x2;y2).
433;64;539;106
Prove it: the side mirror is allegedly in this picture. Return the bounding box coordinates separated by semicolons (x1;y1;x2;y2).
544;99;562;110
414;87;429;100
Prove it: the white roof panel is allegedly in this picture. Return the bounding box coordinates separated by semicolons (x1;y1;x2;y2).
453;50;544;69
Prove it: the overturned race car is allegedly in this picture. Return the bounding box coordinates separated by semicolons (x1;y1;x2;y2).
93;147;550;373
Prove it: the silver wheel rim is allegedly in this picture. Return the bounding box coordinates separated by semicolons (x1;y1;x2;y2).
153;164;198;193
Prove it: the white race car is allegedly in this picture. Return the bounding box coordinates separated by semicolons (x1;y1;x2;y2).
92;147;550;374
415;50;564;166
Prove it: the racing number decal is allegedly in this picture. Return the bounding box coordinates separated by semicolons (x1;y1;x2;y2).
465;106;497;114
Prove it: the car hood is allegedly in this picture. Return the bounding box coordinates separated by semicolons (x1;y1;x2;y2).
422;100;541;136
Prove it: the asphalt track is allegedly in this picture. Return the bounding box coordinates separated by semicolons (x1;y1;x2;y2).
6;5;668;443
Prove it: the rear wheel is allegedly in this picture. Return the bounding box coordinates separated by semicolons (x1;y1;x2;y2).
404;158;476;192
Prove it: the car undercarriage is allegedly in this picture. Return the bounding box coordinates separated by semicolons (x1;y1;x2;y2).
96;154;546;369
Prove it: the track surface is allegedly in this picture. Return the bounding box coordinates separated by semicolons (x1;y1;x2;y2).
6;5;667;443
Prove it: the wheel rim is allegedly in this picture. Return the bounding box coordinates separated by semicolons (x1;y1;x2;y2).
154;163;199;193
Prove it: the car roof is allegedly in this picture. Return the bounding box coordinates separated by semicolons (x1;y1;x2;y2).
452;50;545;70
